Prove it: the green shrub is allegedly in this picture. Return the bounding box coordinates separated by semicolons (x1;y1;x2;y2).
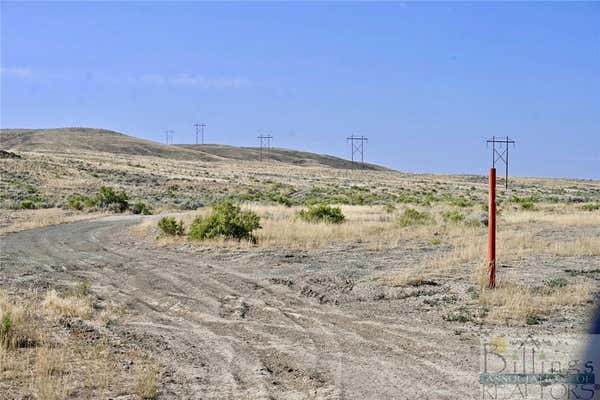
545;278;567;289
0;313;13;345
65;193;92;210
442;210;465;224
383;203;396;214
398;208;434;226
582;203;600;211
448;196;473;208
512;195;537;210
95;186;129;212
520;201;535;210
268;193;293;207
189;201;261;242
19;199;37;210
158;217;184;236
131;201;152;215
298;204;345;224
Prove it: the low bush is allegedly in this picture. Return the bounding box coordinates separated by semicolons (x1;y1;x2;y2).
158;217;184;236
447;196;473;208
0;313;13;346
189;201;261;242
545;278;567;289
65;193;93;210
19;199;37;210
298;204;345;224
383;203;396;214
397;208;434;227
95;186;129;212
582;203;600;211
520;201;535;210
131;201;152;215
511;195;537;210
442;210;465;224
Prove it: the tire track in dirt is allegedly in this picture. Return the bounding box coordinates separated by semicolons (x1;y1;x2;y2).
0;216;479;399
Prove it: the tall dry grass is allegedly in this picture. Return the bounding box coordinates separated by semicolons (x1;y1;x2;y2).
0;288;160;399
479;280;594;324
0;208;105;234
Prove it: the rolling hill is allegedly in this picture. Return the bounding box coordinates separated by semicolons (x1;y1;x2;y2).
0;127;385;170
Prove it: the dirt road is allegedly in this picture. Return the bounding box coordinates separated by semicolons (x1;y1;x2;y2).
0;216;480;399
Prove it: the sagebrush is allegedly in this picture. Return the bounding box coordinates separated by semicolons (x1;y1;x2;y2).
298;204;345;224
188;201;261;242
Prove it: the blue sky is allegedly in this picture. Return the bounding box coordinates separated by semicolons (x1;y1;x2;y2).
1;2;599;179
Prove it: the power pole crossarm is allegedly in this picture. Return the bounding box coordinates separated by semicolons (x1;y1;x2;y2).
346;135;368;169
486;136;515;189
257;135;273;162
194;123;207;145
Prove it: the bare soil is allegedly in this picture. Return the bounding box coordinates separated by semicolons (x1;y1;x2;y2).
0;215;481;399
2;214;596;399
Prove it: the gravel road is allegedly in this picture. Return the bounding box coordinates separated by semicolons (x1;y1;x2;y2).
0;216;480;399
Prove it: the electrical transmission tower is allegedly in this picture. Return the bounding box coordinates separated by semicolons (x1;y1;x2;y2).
346;135;368;168
164;130;174;145
257;135;273;162
193;123;206;145
486;136;516;189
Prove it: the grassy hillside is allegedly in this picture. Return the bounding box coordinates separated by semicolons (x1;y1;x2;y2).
0;128;217;161
0;127;383;170
177;144;386;170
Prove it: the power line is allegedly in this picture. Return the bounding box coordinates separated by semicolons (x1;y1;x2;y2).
346;135;368;168
486;136;516;189
193;123;207;145
164;130;174;145
257;134;273;162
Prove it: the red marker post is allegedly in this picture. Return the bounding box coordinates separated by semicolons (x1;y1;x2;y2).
488;168;496;289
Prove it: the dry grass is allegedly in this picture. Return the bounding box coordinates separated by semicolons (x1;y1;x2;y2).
479;279;594;324
0;208;105;234
42;289;93;319
0;289;161;399
137;204;476;249
32;347;70;400
135;363;160;399
0;290;39;350
137;203;599;260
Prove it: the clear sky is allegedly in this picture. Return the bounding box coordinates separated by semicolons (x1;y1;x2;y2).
1;2;598;179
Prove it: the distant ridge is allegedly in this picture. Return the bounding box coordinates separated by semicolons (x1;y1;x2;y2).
0;127;387;170
0;127;216;161
177;144;385;170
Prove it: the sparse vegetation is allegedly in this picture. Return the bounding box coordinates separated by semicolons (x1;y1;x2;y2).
298;204;345;224
135;363;160;399
65;193;91;210
42;289;92;319
0;288;161;398
397;208;433;226
95;186;129;212
442;210;465;224
158;217;184;236
188;201;261;242
478;281;593;325
131;201;152;215
19;199;37;210
582;203;600;211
